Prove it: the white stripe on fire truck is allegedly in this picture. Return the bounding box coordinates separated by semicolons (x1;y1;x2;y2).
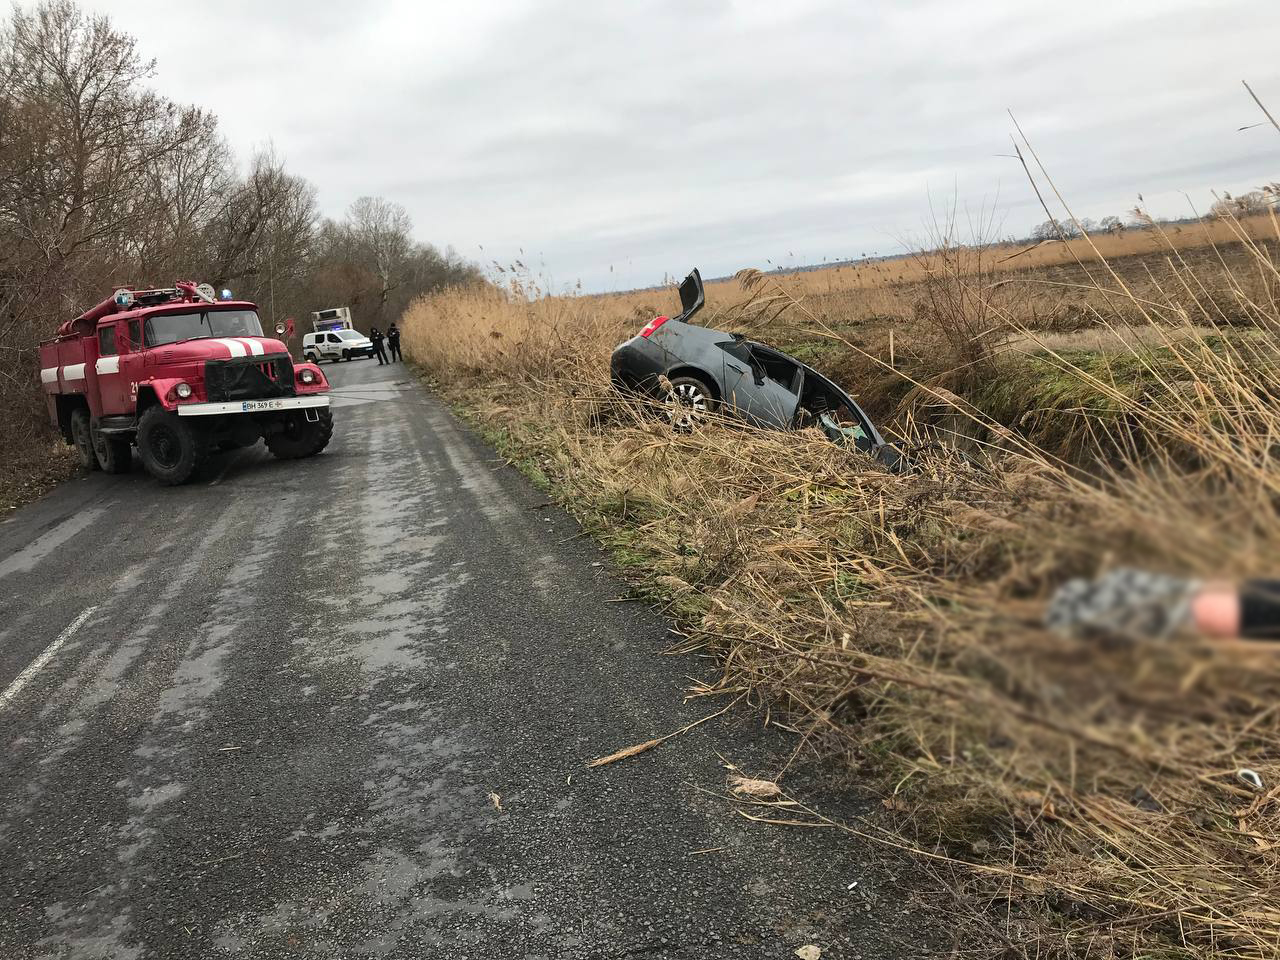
237;338;265;356
40;367;58;384
212;338;247;358
95;356;120;375
63;363;86;381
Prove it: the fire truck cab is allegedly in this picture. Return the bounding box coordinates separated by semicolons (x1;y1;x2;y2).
39;282;334;486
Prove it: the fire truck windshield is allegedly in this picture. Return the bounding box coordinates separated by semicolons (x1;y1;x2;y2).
144;309;263;347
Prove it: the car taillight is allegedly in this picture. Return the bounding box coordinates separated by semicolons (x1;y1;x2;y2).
639;315;669;339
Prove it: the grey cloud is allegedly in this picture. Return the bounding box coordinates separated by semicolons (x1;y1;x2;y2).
96;0;1280;290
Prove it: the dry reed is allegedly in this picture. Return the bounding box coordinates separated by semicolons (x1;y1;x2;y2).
400;196;1280;957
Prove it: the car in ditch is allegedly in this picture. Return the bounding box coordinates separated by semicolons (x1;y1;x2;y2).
610;268;900;469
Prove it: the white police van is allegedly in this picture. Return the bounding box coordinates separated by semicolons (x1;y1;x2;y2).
303;329;374;363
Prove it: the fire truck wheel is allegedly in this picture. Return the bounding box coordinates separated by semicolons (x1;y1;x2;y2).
71;408;100;471
90;420;133;474
265;409;334;460
137;407;208;485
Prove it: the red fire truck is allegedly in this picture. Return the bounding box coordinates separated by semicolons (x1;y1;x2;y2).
39;282;333;485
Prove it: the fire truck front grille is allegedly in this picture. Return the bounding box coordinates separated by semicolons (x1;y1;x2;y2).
204;354;296;402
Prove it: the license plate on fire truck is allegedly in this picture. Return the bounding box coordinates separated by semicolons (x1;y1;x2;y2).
241;398;290;412
177;396;330;416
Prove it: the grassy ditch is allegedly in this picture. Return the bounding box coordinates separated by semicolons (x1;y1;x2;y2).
402;217;1280;958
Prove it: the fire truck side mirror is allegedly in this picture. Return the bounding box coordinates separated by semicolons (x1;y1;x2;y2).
275;322;287;336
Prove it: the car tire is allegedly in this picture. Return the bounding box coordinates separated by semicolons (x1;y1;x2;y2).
90;419;133;474
665;375;717;432
265;409;333;460
136;407;207;485
342;349;351;361
304;352;318;364
71;408;99;471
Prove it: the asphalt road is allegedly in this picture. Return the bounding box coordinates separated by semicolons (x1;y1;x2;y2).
0;359;939;959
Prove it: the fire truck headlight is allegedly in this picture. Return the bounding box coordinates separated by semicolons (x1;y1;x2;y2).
299;369;317;385
175;382;193;399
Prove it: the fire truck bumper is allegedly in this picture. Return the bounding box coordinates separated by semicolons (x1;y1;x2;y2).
176;395;332;416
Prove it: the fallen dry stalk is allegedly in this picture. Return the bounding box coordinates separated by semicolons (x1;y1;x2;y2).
586;699;739;768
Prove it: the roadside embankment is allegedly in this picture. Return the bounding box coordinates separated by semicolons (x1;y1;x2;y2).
398;230;1280;958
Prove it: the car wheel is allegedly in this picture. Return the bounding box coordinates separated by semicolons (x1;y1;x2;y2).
265;410;334;460
136;407;207;485
665;376;716;432
70;407;100;471
304;352;318;364
89;419;133;475
342;349;350;361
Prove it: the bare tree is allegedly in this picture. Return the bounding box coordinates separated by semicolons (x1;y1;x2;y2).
0;1;477;459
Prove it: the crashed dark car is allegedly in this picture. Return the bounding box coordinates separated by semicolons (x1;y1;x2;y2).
611;268;901;470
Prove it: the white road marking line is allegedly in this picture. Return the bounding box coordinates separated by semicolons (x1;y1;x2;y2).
0;606;98;711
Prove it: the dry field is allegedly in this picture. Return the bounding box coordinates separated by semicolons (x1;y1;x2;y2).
401;211;1280;958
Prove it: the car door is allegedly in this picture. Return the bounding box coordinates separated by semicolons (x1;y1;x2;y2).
324;333;343;359
95;322;128;415
719;341;801;428
118;317;146;413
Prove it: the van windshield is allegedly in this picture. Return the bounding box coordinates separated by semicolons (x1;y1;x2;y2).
145;309;263;347
337;330;365;341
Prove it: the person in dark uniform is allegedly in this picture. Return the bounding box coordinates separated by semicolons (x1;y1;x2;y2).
369;326;388;365
387;322;402;362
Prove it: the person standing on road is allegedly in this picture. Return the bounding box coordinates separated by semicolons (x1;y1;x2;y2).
369;326;388;366
387;322;402;363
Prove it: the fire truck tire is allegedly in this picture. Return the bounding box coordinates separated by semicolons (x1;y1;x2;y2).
265;409;334;460
71;408;100;471
90;420;133;474
137;407;208;485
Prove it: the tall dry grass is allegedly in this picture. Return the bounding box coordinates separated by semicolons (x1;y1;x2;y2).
402;202;1280;956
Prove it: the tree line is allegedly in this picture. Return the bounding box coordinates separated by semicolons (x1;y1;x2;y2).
1025;185;1278;243
0;0;482;454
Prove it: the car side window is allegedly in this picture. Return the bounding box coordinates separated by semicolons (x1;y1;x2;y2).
328;334;341;343
720;340;768;381
751;349;801;393
128;319;142;351
98;325;117;356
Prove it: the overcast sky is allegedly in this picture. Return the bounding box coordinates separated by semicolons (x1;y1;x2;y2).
96;0;1279;292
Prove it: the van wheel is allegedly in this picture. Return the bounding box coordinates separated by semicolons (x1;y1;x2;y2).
90;420;133;474
71;408;100;471
342;349;351;361
304;352;318;364
665;376;717;432
266;409;333;460
137;407;207;485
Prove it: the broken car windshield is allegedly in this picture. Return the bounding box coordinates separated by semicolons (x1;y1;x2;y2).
144;310;263;347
